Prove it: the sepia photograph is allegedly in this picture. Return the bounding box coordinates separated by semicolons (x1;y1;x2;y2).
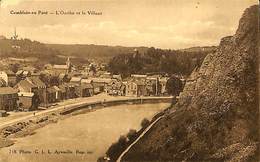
0;0;258;162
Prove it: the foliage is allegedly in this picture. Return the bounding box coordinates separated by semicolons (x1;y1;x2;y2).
8;63;20;73
166;75;184;96
46;44;148;62
126;129;137;142
0;39;65;65
108;47;215;78
39;73;59;87
141;118;150;129
106;135;128;161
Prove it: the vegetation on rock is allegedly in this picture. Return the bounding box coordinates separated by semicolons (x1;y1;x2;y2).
122;5;259;162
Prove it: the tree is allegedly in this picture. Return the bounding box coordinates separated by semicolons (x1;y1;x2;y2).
141;118;150;128
106;135;128;161
166;75;184;96
126;129;137;142
9;63;20;73
89;64;96;74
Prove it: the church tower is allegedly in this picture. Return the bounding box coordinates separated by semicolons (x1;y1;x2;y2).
66;57;72;73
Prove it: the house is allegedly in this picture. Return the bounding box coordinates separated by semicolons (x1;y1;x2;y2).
0;79;7;87
91;78;112;94
112;74;122;81
0;87;18;111
131;74;147;80
52;57;72;75
75;79;94;97
64;83;77;99
159;77;169;95
81;79;92;84
18;92;38;111
0;70;17;87
52;65;70;75
146;76;161;96
31;72;41;78
83;84;94;97
15;77;47;107
6;70;17;86
100;72;112;78
106;80;125;96
16;70;32;80
23;66;38;73
70;77;82;84
0;110;7;117
58;73;67;84
58;84;68;100
53;86;62;101
75;83;94;97
125;80;147;97
46;87;57;104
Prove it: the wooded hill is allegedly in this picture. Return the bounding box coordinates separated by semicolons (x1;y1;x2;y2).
0;37;216;75
108;46;216;77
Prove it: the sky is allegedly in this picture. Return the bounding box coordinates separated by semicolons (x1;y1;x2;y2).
0;0;257;49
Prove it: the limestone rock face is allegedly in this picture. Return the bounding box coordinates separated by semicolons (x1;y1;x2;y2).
123;5;259;162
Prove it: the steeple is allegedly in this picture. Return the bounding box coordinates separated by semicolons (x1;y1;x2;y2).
66;57;70;67
12;27;18;40
66;57;72;73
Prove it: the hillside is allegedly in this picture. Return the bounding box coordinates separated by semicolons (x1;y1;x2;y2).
179;46;217;53
0;39;65;66
108;47;215;78
0;36;215;72
122;5;258;162
46;44;149;62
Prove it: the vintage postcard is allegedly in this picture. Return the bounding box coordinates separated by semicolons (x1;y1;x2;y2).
0;0;258;162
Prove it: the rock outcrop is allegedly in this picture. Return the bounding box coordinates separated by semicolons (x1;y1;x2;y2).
122;5;259;162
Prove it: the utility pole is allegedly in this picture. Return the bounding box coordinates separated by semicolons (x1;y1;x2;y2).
13;27;18;40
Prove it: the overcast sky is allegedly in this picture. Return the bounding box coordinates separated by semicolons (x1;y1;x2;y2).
0;0;257;49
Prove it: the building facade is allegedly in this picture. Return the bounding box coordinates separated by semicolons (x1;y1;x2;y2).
0;87;18;111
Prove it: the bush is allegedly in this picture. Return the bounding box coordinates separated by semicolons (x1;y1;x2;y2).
106;135;128;161
141;118;150;129
126;129;137;142
166;75;184;96
118;135;127;144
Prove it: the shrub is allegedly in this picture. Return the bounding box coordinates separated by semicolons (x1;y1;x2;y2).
118;135;128;146
106;135;128;161
126;129;137;142
141;118;150;129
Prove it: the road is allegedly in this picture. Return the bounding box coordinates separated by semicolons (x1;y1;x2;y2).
0;94;173;129
116;109;176;162
116;116;164;162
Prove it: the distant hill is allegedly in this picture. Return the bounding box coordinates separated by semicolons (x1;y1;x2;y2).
179;46;217;53
0;38;65;66
46;44;148;62
0;37;216;72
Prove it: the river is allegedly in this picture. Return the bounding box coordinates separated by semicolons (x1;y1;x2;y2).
0;103;170;162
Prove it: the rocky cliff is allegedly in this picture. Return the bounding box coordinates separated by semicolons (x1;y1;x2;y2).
122;5;259;162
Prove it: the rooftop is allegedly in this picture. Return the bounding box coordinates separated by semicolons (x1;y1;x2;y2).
53;65;68;69
0;87;18;95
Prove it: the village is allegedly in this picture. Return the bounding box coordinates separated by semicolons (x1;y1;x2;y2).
0;54;173;116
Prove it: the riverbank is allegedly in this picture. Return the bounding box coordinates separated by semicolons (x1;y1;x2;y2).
0;95;172;149
0;103;171;162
